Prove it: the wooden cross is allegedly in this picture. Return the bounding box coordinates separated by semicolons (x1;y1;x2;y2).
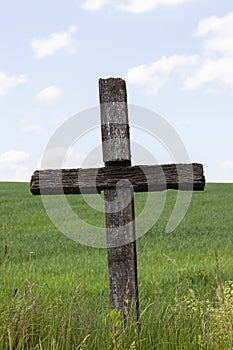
30;78;205;320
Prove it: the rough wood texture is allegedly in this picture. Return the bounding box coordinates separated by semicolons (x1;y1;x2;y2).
30;163;205;195
104;186;139;318
99;78;131;164
99;78;139;319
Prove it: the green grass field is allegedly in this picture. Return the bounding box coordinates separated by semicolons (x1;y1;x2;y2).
1;182;233;349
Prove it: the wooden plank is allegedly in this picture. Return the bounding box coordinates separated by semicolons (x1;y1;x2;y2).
99;77;139;319
30;163;205;195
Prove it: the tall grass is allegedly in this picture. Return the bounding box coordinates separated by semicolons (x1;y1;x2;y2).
0;182;233;349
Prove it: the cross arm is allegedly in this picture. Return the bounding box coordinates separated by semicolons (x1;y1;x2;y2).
30;163;205;195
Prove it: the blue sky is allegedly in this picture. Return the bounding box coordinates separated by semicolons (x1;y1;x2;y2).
0;0;233;182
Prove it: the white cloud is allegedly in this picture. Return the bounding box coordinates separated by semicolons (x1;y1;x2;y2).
40;145;102;170
39;147;69;169
176;119;192;126
14;166;30;182
183;57;233;90
63;146;102;168
127;12;233;93
194;12;233;57
36;85;63;102
81;0;111;11
81;0;190;13
0;72;26;96
30;26;78;59
184;12;233;90
220;160;233;170
0;150;30;181
20;118;45;133
205;87;218;94
0;150;29;168
117;0;190;14
126;55;199;94
217;160;233;182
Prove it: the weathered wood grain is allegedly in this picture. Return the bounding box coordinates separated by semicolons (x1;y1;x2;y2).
99;78;131;164
30;163;205;195
99;77;139;319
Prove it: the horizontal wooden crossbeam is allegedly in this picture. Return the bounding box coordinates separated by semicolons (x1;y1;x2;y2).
30;163;205;195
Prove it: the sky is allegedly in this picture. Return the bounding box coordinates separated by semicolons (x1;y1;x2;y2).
0;0;233;182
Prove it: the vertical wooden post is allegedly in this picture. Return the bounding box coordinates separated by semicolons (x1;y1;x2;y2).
99;78;139;320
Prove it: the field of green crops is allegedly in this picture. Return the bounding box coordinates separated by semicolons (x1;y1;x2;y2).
1;182;233;349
